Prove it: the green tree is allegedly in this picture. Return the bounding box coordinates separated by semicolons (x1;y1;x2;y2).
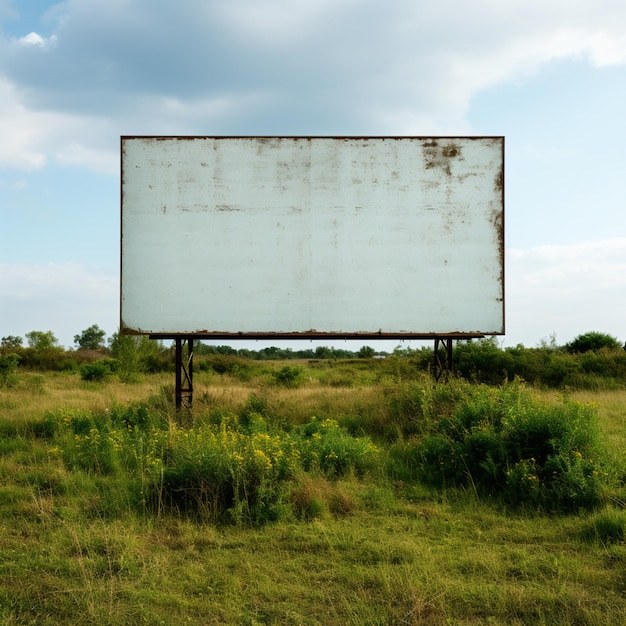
108;331;165;381
314;346;333;359
1;335;23;349
357;345;376;359
565;331;621;354
74;324;106;350
25;330;58;350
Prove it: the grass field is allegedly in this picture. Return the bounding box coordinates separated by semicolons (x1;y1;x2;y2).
2;363;626;625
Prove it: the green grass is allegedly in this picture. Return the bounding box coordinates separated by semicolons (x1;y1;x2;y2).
2;364;626;624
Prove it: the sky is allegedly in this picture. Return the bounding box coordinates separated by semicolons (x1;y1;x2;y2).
1;0;625;351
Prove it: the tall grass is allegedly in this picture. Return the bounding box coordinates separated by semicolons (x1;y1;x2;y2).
2;364;626;623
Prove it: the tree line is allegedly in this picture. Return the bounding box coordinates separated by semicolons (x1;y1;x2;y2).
2;326;626;390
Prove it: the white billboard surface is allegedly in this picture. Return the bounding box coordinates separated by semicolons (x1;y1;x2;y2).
121;136;504;338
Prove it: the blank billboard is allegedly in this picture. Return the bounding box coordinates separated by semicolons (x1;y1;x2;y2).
121;136;504;338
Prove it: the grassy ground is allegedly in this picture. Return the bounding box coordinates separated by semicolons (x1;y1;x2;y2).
2;365;626;624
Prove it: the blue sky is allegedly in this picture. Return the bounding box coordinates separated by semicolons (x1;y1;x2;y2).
1;0;625;350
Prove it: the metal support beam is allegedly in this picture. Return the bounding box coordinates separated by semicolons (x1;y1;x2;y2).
175;337;194;409
433;337;453;382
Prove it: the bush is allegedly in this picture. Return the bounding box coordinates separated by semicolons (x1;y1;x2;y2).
0;353;20;387
45;405;378;524
383;378;469;439
80;359;119;382
566;331;621;354
48;408;119;475
292;417;378;477
153;423;294;522
273;365;307;388
454;338;516;384
416;382;605;511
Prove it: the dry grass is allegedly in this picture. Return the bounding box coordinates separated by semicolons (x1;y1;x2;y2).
3;368;626;624
0;371;171;424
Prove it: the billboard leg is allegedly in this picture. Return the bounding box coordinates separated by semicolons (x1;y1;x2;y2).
433;337;453;382
175;337;194;409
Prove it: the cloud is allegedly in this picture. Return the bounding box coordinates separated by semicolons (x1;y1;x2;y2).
508;239;626;293
506;239;626;345
0;77;119;174
16;32;57;48
0;262;118;347
1;1;626;173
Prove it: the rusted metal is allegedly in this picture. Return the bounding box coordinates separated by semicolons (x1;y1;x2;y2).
150;332;486;341
174;337;194;410
433;337;454;382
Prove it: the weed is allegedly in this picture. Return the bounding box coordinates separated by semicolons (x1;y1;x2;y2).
273;364;307;388
416;381;605;510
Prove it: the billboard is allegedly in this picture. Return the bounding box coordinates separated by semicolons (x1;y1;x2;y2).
121;136;504;339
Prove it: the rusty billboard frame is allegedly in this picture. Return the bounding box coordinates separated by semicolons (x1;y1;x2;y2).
120;136;505;405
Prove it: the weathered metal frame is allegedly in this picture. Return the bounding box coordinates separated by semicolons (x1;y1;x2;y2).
433;337;454;382
172;337;194;410
155;332;480;406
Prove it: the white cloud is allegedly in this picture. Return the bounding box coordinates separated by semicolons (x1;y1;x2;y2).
505;239;626;346
0;262;118;347
0;261;116;299
214;0;341;41
0;79;49;169
16;32;57;48
55;142;118;175
0;78;118;174
1;1;625;173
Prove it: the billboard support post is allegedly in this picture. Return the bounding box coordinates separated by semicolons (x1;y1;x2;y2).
433;337;453;382
174;337;194;410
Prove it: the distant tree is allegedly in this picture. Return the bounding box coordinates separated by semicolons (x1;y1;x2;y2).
108;331;166;381
215;345;238;356
314;346;333;359
565;331;621;354
25;330;58;350
1;335;23;349
74;324;106;350
357;345;376;359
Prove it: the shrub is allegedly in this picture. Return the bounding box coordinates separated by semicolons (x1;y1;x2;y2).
566;331;621;354
149;416;377;522
149;422;300;522
292;417;378;477
273;365;307;388
0;353;20;387
118;409;376;521
80;359;119;382
454;338;516;384
416;382;605;511
44;401;378;524
376;378;470;441
48;408;119;475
